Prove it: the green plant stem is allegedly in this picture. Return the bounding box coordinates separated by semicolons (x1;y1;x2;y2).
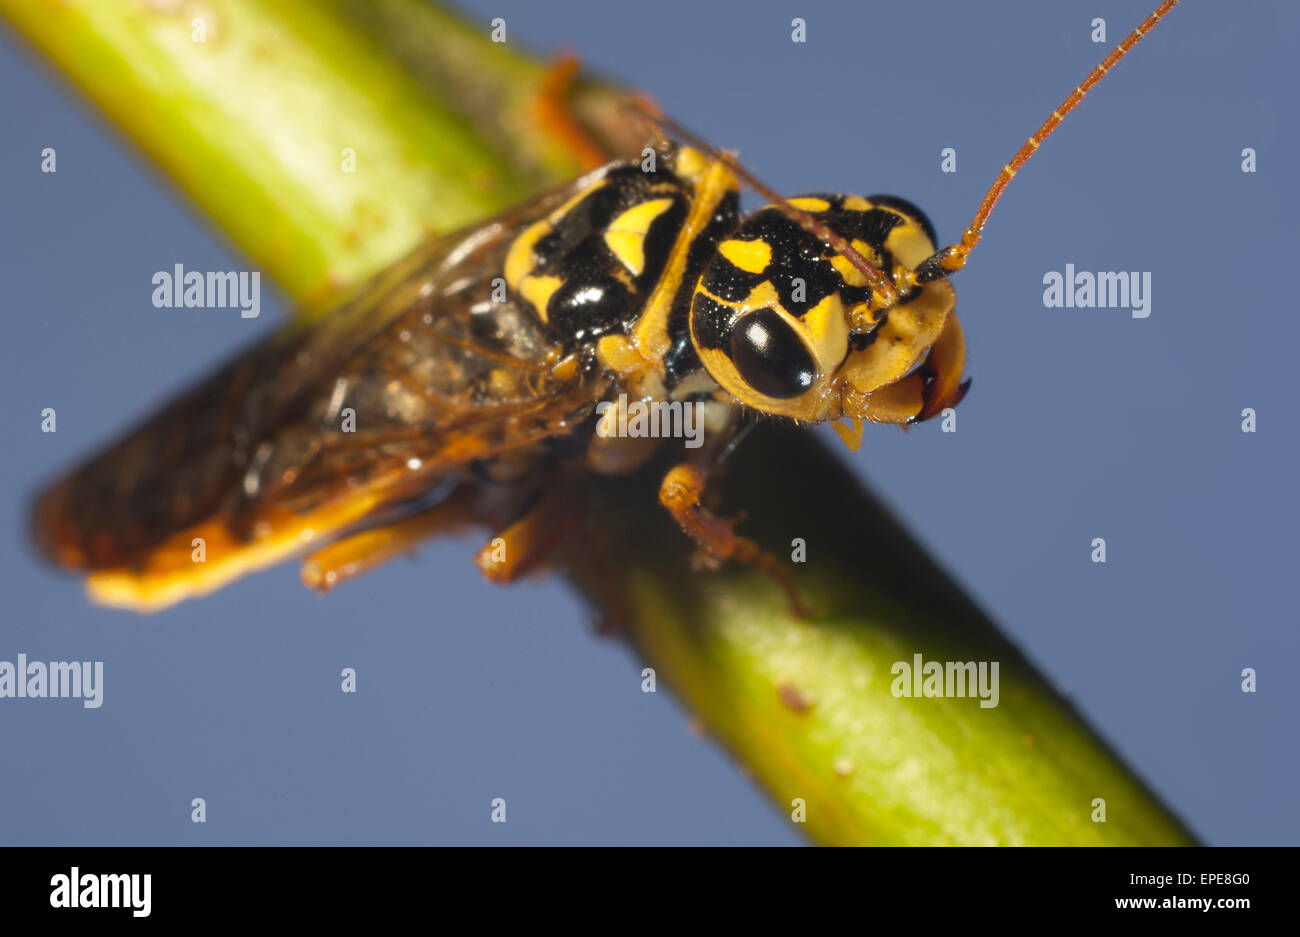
1;0;1196;845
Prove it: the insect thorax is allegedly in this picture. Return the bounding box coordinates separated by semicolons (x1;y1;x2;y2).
503;147;743;389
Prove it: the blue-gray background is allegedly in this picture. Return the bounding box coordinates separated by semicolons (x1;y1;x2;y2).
1;0;1295;845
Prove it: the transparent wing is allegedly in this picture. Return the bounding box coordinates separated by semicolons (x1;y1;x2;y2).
31;173;612;609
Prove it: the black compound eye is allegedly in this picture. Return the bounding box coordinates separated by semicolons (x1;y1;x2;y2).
730;307;817;399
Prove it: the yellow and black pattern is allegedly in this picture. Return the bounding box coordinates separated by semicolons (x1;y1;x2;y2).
29;0;1192;612
31;145;964;610
688;194;957;421
504;163;691;342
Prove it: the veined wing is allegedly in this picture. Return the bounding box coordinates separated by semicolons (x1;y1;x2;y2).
31;172;613;611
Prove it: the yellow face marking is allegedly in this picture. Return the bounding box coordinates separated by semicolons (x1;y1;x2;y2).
519;274;564;321
830;254;869;288
718;238;772;274
850;238;881;263
883;220;938;269
788;196;831;212
504;218;551;290
830;238;885;288
841;195;874;212
839;280;955;396
799;292;850;374
843;372;927;425
603;197;675;276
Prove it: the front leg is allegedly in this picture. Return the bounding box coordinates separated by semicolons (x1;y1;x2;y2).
658;461;809;619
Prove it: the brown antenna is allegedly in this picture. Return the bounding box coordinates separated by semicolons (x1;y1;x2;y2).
918;0;1180;282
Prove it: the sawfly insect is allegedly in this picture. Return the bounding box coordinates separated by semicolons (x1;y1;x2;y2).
31;1;1181;613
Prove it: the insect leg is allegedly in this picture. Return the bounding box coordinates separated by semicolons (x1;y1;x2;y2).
474;488;578;584
658;461;809;619
301;476;580;594
300;484;482;593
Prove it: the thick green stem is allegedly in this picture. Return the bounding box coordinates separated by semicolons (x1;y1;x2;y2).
566;430;1195;844
1;0;624;304
2;0;1195;845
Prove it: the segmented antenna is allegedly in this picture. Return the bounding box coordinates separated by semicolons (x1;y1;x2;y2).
920;0;1181;281
628;0;1181;298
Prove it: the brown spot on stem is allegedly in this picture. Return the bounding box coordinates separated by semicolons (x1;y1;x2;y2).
777;681;813;713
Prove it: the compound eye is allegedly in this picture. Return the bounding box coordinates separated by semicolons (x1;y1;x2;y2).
730;307;817;399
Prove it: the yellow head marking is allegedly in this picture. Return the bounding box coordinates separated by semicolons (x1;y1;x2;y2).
830;254;868;288
883;220;938;269
829;239;884;288
690;188;964;430
800;293;850;371
788;196;832;212
718;238;772;274
839;280;955;394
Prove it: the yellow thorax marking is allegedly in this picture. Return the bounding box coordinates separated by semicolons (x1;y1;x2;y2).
504;218;551;290
520;274;564;322
603;197;675;277
631;148;739;365
505;179;612;295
